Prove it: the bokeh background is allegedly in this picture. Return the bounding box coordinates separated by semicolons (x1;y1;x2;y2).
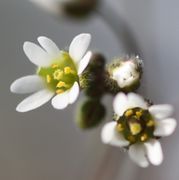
0;0;179;179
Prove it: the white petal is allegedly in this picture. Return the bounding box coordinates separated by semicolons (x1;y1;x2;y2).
113;93;129;116
149;104;174;119
101;122;129;147
10;75;44;94
23;42;52;67
37;36;60;56
129;144;149;168
145;139;163;166
128;93;148;109
154;118;177;137
69;34;91;63
16;89;54;112
51;92;69;109
77;51;92;75
68;82;80;104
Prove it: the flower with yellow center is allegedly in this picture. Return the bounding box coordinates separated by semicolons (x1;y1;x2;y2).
10;33;92;112
101;93;177;167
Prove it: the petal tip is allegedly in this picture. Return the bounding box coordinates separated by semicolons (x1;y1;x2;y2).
37;36;46;40
145;140;163;166
51;93;69;110
23;41;30;49
16;105;27;113
78;33;91;39
69;33;92;63
101;122;115;144
10;82;15;93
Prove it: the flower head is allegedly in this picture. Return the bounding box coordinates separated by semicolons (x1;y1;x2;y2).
11;34;92;112
101;92;177;167
107;56;142;91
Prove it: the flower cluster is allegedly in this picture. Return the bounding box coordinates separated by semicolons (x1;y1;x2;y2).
10;33;177;168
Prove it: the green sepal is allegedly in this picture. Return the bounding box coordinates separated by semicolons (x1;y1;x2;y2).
76;98;106;129
80;53;106;98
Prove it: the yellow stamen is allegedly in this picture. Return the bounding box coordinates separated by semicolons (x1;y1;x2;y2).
56;81;66;88
116;123;124;132
53;70;63;80
136;111;142;118
56;89;64;94
129;123;142;135
140;134;148;142
46;75;51;83
56;81;69;88
64;66;75;75
147;120;155;127
125;110;133;117
51;64;59;69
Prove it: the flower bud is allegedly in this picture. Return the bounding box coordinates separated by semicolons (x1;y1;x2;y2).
61;0;99;18
76;98;106;129
30;0;99;18
80;53;106;98
106;56;143;92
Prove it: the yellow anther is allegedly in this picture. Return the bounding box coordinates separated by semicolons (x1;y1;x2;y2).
53;69;63;80
129;123;142;135
147;120;155;127
64;66;75;75
56;89;64;94
125;109;133;117
140;134;148;142
136;111;142;118
46;75;51;83
128;135;136;143
51;64;59;69
56;81;66;88
116;123;124;132
56;81;70;89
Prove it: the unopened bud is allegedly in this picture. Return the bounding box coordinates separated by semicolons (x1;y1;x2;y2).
80;53;106;98
30;0;99;18
76;98;106;129
62;0;99;18
106;56;143;93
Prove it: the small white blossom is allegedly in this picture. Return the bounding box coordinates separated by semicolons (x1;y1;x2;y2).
112;60;140;88
29;0;96;16
29;0;60;14
11;34;92;112
29;0;73;14
101;93;177;167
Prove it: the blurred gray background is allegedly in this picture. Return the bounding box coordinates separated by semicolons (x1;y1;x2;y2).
0;0;179;179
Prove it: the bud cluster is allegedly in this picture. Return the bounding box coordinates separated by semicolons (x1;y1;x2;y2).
77;54;144;129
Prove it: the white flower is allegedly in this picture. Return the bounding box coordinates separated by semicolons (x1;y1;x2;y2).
101;93;177;167
112;60;140;88
10;34;92;112
29;0;59;14
29;0;96;16
29;0;72;14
